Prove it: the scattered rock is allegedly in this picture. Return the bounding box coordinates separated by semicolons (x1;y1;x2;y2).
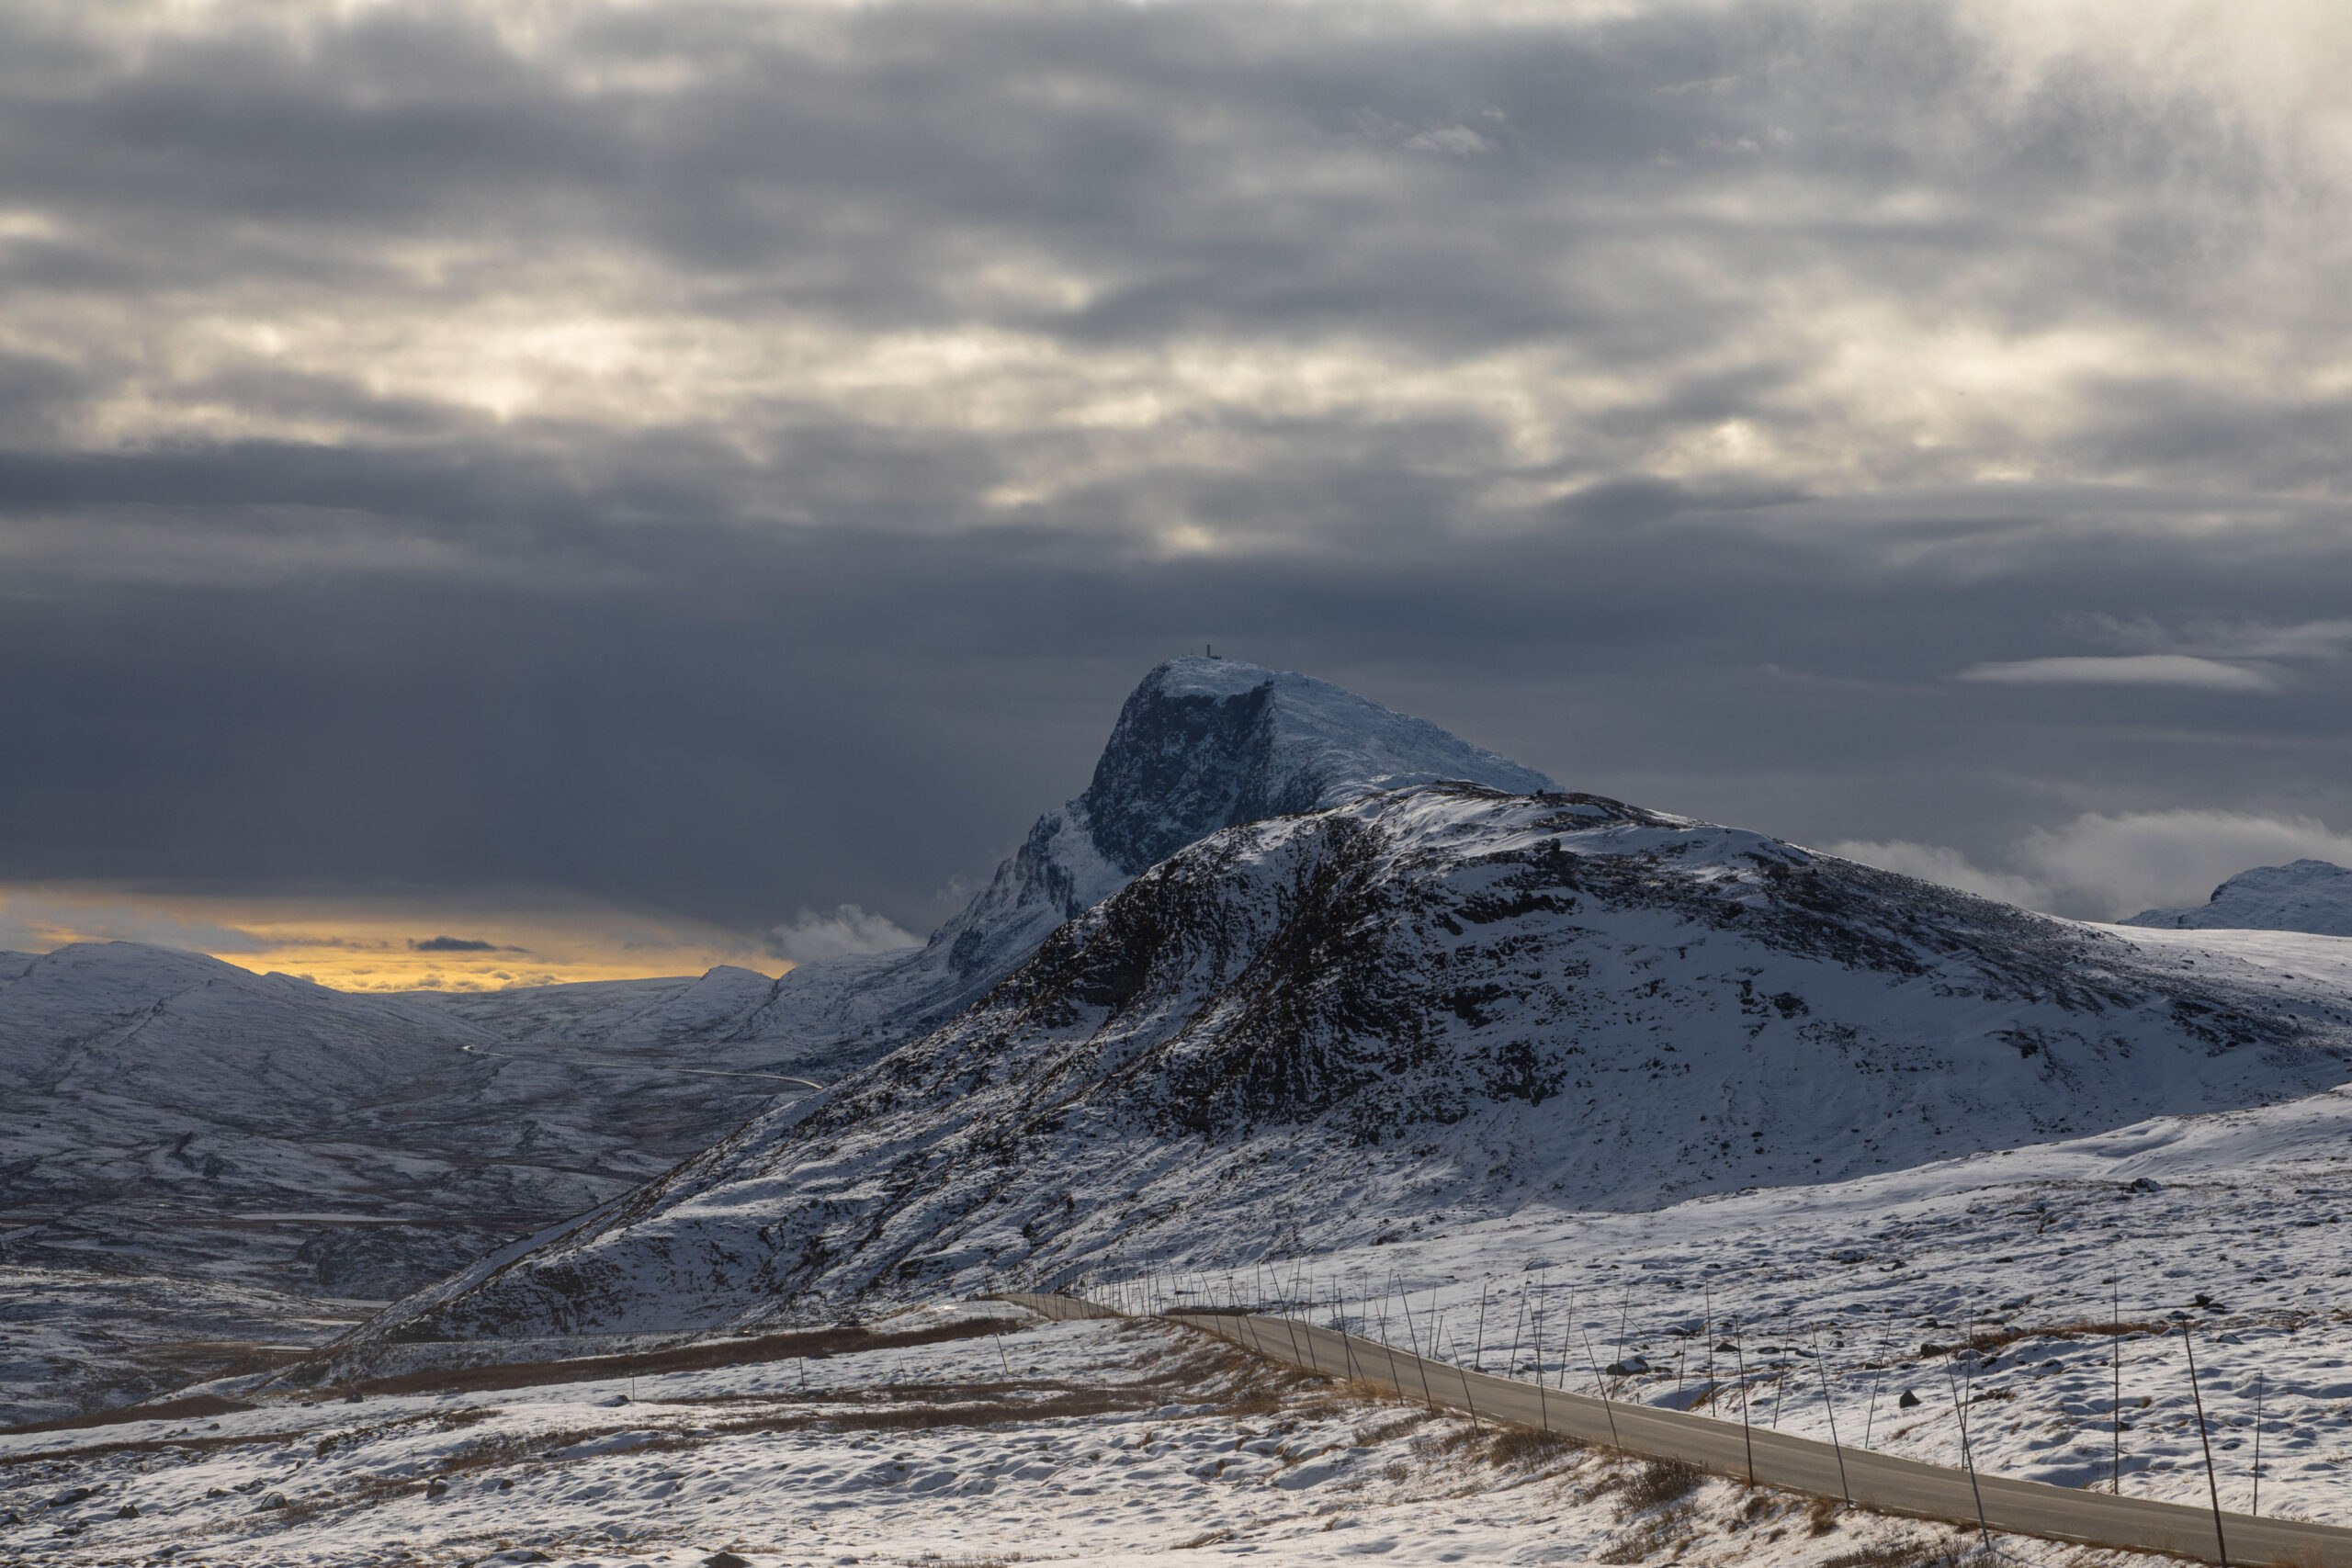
1898;1390;1922;1408
704;1553;754;1568
425;1480;449;1499
1919;1343;1950;1357
115;1503;139;1518
46;1487;93;1507
345;1391;365;1404
259;1492;287;1509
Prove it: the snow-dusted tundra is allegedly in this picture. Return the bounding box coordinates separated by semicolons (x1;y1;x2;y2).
9;657;2352;1565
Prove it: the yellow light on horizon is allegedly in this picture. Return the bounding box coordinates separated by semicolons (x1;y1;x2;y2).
0;886;790;994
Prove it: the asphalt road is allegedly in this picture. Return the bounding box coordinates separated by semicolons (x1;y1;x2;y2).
1002;1292;2352;1568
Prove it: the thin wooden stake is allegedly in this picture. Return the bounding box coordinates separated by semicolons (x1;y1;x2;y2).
1578;1323;1622;1450
2182;1323;2231;1568
2253;1368;2265;1517
1472;1280;1491;1374
1732;1319;1755;1485
2112;1276;2124;1496
1811;1328;1851;1503
1941;1348;1993;1555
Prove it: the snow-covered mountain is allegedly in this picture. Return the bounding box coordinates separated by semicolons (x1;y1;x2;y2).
408;657;1558;1079
0;657;1550;1419
363;784;2352;1343
2123;858;2352;936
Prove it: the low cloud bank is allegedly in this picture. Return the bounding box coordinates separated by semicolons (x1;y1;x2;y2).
1831;810;2352;921
766;904;919;966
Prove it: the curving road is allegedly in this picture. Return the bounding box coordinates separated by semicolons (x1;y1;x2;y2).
1002;1292;2352;1568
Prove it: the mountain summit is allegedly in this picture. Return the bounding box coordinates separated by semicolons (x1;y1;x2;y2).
1076;657;1557;876
2123;859;2352;937
668;657;1559;1075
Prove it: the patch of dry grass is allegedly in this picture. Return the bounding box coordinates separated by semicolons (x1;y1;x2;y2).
1820;1536;1961;1568
1617;1457;1706;1517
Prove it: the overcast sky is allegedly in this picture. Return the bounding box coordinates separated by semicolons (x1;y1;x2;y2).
6;0;2352;978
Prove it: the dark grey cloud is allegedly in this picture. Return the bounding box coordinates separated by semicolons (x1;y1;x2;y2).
0;1;2347;934
411;936;504;953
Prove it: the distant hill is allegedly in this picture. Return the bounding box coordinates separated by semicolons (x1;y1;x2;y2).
2123;858;2352;937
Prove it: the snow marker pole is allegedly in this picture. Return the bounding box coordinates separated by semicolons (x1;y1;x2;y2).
2112;1276;2124;1496
1860;1308;1895;1450
1508;1283;1528;1383
1472;1280;1491;1374
1702;1279;1715;1406
2253;1368;2264;1517
1811;1328;1850;1504
1732;1319;1755;1485
1941;1347;1993;1556
1339;1281;1363;1386
2181;1322;2230;1568
1533;1270;1551;1436
1616;1280;1633;1374
1398;1281;1437;1412
1577;1324;1621;1451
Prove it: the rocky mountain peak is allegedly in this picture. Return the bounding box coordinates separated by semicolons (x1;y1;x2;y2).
1077;656;1558;875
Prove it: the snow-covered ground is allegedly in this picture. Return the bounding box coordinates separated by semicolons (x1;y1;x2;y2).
0;1308;2203;1568
1068;1077;2352;1530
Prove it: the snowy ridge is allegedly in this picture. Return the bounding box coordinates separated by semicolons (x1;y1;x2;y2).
362;784;2352;1343
2124;858;2352;937
435;655;1561;1081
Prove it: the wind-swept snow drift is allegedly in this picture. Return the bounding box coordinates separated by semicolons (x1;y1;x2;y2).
366;785;2352;1342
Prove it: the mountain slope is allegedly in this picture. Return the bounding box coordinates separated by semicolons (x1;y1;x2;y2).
2124;858;2352;936
0;657;1552;1417
0;943;810;1423
428;657;1557;1079
365;784;2352;1342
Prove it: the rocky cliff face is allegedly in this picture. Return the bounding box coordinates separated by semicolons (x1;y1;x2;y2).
2125;859;2352;937
363;784;2352;1343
